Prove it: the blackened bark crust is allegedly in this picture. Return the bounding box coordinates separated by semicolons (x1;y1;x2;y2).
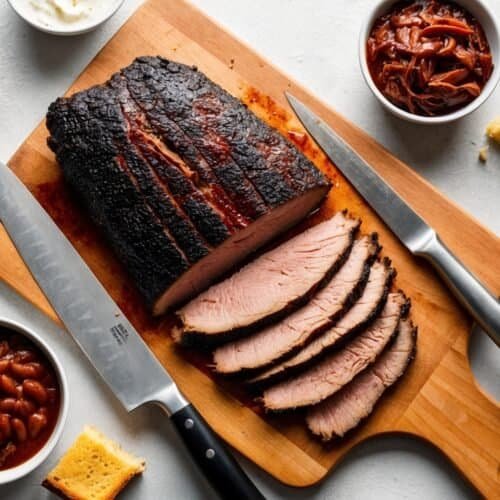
46;57;330;311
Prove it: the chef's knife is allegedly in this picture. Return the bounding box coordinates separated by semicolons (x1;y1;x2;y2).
0;162;264;500
286;93;500;346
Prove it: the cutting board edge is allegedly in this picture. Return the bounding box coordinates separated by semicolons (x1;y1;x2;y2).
1;0;499;493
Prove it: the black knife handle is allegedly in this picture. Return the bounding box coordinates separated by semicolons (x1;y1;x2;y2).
170;404;265;500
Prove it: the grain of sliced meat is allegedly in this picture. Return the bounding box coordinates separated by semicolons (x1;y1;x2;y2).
212;234;380;374
248;258;394;385
261;292;409;411
174;212;360;346
306;318;417;440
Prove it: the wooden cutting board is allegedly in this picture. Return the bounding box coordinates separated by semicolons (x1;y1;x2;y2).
2;0;499;495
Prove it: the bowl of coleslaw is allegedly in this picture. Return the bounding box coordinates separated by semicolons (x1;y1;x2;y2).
7;0;125;36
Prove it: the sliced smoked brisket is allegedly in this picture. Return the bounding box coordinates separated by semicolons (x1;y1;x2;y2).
248;258;394;385
212;234;380;374
306;318;417;440
174;212;360;346
46;57;330;315
261;292;409;411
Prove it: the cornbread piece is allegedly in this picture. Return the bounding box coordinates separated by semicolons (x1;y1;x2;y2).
43;426;145;500
486;117;500;143
306;318;417;440
46;57;330;315
174;212;360;346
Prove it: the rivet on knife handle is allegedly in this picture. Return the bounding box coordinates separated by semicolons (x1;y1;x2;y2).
167;403;265;500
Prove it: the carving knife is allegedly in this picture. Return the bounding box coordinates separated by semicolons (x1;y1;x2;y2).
0;162;264;500
286;93;500;346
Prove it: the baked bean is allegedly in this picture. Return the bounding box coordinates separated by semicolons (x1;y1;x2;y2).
28;413;47;439
10;362;45;380
0;360;10;374
0;414;11;441
22;380;48;405
0;375;18;396
41;373;55;387
11;418;27;442
37;406;48;417
0;398;16;413
0;341;9;358
13;350;37;364
14;399;36;419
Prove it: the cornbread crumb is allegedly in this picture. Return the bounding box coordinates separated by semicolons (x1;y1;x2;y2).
479;146;488;163
486;117;500;144
43;426;145;500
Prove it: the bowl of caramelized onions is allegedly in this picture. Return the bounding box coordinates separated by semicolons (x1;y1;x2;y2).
359;0;500;124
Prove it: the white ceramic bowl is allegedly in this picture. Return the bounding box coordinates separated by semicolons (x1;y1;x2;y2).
7;0;124;36
0;318;68;484
359;0;500;124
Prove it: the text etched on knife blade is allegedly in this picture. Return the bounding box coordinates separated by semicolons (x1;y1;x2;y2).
110;323;129;345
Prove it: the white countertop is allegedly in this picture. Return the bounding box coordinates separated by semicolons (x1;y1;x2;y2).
0;1;498;498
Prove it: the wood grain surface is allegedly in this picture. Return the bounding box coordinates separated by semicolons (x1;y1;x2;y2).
2;0;499;495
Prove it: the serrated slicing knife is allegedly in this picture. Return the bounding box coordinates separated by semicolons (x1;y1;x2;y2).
0;162;264;500
285;93;500;347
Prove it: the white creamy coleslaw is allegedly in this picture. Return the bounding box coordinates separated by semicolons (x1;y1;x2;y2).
10;0;121;32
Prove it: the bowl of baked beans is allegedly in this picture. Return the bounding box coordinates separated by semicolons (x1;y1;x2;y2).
0;318;68;483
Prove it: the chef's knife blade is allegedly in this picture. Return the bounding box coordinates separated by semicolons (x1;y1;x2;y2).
0;162;263;500
286;93;500;346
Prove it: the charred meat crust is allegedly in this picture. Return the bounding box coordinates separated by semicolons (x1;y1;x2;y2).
47;88;190;306
177;223;360;349
213;234;382;377
110;73;246;239
123;57;329;209
247;258;396;388
119;144;212;262
46;57;330;312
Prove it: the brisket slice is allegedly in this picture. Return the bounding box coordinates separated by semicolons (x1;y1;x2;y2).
261;292;409;411
306;318;417;440
212;234;380;374
174;212;360;346
46;57;330;314
248;258;394;386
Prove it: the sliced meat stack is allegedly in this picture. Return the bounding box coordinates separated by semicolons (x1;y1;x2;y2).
213;234;380;374
46;57;330;315
174;212;417;440
261;292;409;411
248;258;395;385
306;318;417;440
174;212;359;346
